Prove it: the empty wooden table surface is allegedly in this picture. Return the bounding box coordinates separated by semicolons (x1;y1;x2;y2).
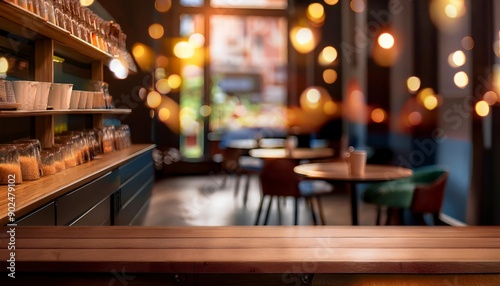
249;147;334;160
1;226;499;284
294;162;413;225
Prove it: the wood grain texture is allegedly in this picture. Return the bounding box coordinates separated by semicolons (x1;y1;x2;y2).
250;148;334;160
0;109;132;117
294;163;413;182
0;226;499;274
34;38;53;82
0;144;155;224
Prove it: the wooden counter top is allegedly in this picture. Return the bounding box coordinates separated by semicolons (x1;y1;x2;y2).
0;144;155;225
1;226;499;274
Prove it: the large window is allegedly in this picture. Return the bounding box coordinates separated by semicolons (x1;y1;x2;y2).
177;3;288;159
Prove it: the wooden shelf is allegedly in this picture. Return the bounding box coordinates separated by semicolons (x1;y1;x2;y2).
0;108;132;118
0;144;155;225
0;1;133;70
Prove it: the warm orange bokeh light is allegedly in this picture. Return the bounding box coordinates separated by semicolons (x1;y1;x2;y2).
324;0;339;5
290;26;317;54
371;108;386;123
324;100;338;115
156;79;171;94
475;100;490;117
423;95;439;110
159;108;171;121
483;91;498;105
156;55;169;68
174;41;195;59
148;24;164;40
189;33;205;48
350;0;365;13
408;111;422;126
461;36;474;50
407;76;421;93
307;3;325;24
80;0;94;6
318;46;337;65
448;50;466;67
147;91;162;108
0;57;9;74
323;69;338;84
155;0;172;12
167;74;182;89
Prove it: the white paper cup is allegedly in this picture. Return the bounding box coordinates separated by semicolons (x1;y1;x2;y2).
78;91;88;109
70;90;81;109
34;82;51;110
11;81;39;110
48;83;73;110
85;91;94;109
349;150;367;175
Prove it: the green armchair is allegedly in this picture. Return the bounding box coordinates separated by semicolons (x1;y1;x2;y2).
362;165;448;225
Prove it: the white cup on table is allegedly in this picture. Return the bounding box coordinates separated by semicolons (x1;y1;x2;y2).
349;150;367;175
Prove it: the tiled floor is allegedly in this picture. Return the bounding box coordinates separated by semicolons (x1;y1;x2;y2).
143;173;380;226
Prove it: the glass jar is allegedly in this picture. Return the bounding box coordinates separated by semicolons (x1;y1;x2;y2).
40;149;56;176
53;0;66;30
14;143;41;180
102;126;115;153
55;136;78;168
14;138;43;177
44;0;56;24
48;145;65;172
0;145;22;185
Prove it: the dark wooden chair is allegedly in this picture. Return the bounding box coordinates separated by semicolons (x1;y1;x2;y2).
255;158;333;225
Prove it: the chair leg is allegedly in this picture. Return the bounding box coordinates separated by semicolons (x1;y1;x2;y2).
294;197;299;225
307;198;318;225
316;197;326;225
254;195;265;225
243;174;251;206
263;196;274;225
277;196;282;225
376;207;382;225
234;173;241;197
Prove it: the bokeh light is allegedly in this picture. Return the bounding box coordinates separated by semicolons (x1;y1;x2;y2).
300;86;332;111
408;111;422;126
189;33;205;48
148;24;164;40
147;91;162;108
290;26;317;54
0;57;7;74
475;100;490;117
156;79;171;94
371;108;386;123
139;87;147;100
324;0;339;5
418;87;436;103
200;105;212;117
454;71;469;88
324;100;338;115
155;0;172;12
350;0;365;13
156;55;169;68
378;33;395;49
323;69;338;84
407;76;421;93
483;91;498;105
307;3;325;24
423;95;439;110
318;46;337;65
80;0;94;6
448;50;466;67
167;74;182;89
159;108;171;121
461;36;474;50
173;41;195;59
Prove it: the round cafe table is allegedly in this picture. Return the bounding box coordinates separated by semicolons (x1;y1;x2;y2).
293;162;413;225
249;147;334;160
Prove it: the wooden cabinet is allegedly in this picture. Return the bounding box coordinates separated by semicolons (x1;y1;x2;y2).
0;2;154;226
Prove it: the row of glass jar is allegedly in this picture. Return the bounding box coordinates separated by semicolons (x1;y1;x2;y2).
6;0;127;56
0;125;132;184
